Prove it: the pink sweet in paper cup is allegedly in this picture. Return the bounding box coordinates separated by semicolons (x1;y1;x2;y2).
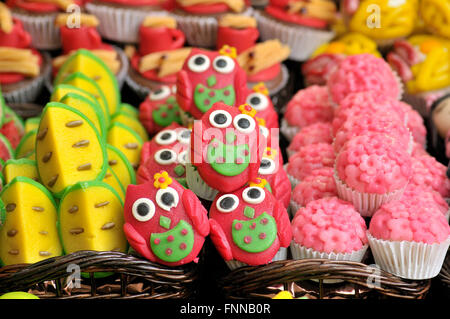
332;92;409;135
401;184;449;219
406;109;427;147
281;85;334;140
368;200;450;279
287;122;333;157
334;133;412;216
333;113;411;154
327;54;402;105
409;154;450;198
286;143;335;187
290;167;337;214
291;197;368;261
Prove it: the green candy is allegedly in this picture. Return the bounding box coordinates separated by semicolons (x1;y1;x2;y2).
152;96;182;127
231;212;277;253
193;84;235;114
207;138;250;177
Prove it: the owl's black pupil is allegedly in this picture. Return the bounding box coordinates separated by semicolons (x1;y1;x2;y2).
248;188;261;199
194;56;205;65
250;97;261;105
219;197;235;210
238;118;250;129
216;59;227;68
214;113;227;125
154;89;163;95
161;132;172;140
137;203;149;216
260;159;271;168
160;151;172;160
161;192;175;206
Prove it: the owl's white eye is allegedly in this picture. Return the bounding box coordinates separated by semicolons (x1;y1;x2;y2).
216;194;239;213
213;56;235;74
132;198;155;222
154;149;177;165
209;110;232;128
242;187;265;204
258;158;276;175
233;114;256;134
149;86;171;101
246;92;269;111
259;125;269;138
155;187;179;211
177;150;188;165
188;54;210;73
155;129;177;145
177;128;191;144
171;85;177;94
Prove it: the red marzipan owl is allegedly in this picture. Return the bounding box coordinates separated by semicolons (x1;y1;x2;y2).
124;171;209;266
209;183;292;266
137;123;190;184
190;102;265;194
176;47;248;120
138;85;183;135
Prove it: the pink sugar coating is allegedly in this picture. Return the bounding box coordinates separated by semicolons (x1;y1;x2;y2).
327;54;401;105
369;200;450;244
409;154;450;198
288;122;333;154
411;142;429;158
402;184;449;216
333;113;410;154
292;197;368;254
292;168;337;207
332;92;408;135
335;134;412;194
287;143;335;181
406;109;427;146
284;85;334;128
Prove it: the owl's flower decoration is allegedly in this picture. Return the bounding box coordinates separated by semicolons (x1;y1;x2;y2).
256;117;266;127
154;171;173;189
249;177;268;189
252;82;269;96
238;103;256;117
219;45;237;59
263;147;277;160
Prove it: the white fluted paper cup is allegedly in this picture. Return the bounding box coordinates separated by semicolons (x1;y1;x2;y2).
185;162;219;201
171;7;254;48
280;118;299;142
333;169;405;217
367;233;450;280
86;2;167;43
254;10;335;62
11;11;60;50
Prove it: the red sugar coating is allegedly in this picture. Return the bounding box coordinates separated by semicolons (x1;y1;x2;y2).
335;134;412;194
327;54;401;105
291;168;337;207
284;85;334;128
333;113;410;154
292;197;368;254
409;154;450;198
288;122;333;154
369;200;450;244
287;143;335;181
332;92;408;135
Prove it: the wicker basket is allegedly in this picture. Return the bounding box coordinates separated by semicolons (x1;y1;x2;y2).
439;251;450;288
0;250;201;299
218;258;432;299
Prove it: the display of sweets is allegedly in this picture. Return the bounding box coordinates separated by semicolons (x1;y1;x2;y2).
0;1;449;302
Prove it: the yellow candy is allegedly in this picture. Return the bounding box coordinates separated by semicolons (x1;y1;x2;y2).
3;159;39;184
420;39;443;54
348;0;417;40
420;0;450;39
107;123;143;171
36;102;108;198
0;177;62;266
106;144;136;189
325;42;347;54
58;181;127;254
273;291;293;299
